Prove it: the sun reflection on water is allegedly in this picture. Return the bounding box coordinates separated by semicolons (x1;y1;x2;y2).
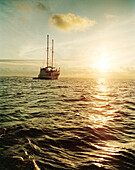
87;78;115;129
85;78;121;167
88;113;114;129
97;78;108;93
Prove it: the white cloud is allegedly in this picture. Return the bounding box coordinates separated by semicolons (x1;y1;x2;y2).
104;13;118;19
15;1;49;12
49;13;97;32
15;1;33;12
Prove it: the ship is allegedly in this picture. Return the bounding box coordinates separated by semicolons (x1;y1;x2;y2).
34;35;60;80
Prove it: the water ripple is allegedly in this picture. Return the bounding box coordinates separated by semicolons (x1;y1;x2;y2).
0;77;135;169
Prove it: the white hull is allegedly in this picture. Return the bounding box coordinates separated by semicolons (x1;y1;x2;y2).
38;67;60;80
34;35;60;80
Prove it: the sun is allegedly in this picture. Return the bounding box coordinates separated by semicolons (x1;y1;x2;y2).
96;58;110;72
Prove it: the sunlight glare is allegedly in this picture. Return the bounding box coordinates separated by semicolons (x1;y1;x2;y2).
96;58;110;72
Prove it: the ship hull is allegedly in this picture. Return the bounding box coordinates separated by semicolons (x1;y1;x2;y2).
33;77;59;80
33;77;58;80
34;67;60;80
34;35;60;80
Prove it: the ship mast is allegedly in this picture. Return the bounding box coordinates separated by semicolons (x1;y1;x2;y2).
52;39;54;68
47;35;49;67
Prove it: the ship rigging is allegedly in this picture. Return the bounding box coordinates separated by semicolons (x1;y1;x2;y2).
34;35;60;80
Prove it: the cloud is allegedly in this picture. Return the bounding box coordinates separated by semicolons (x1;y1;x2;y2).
49;13;97;32
36;2;48;11
16;1;33;12
18;17;27;22
104;13;118;19
15;1;49;13
121;66;135;74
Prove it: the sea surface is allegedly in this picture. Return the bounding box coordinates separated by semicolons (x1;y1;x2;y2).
0;77;135;170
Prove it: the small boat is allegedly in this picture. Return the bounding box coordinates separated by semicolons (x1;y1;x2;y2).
34;35;60;80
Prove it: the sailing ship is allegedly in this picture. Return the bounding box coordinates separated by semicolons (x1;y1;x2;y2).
34;35;60;80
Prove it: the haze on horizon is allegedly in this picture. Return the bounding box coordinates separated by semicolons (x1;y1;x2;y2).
0;0;135;79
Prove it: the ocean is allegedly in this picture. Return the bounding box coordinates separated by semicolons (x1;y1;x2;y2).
0;77;135;170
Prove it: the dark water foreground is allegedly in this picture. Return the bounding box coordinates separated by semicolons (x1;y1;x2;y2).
0;77;135;170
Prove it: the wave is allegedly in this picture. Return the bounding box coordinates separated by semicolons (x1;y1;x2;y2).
0;77;135;169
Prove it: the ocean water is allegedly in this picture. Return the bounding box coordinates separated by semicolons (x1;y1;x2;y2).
0;77;135;170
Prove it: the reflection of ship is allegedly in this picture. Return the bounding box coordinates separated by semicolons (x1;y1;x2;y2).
34;35;60;80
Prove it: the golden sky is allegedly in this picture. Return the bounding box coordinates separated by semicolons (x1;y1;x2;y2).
0;0;135;79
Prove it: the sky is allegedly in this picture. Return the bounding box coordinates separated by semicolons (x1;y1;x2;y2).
0;0;135;79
